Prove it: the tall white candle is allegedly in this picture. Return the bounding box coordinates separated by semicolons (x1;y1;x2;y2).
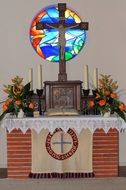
37;64;43;89
28;68;33;90
93;68;98;89
84;65;89;89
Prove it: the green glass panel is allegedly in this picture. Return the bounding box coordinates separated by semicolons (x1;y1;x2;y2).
65;52;73;60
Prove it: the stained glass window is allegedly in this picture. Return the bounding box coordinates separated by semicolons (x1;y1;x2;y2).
30;5;87;62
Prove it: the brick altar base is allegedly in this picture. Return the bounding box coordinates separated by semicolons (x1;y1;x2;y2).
93;128;118;177
7;128;118;178
7;129;31;179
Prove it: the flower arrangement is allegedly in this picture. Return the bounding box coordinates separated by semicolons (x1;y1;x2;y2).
0;76;34;121
88;74;126;121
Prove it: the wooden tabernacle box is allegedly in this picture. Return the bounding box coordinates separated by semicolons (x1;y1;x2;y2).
44;80;82;111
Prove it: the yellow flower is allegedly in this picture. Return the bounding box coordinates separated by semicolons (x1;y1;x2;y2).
13;85;23;95
3;89;9;94
11;76;23;85
95;93;100;99
99;79;105;87
110;93;117;99
104;90;110;96
119;103;126;111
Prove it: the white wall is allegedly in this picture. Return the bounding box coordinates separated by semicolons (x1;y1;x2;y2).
0;0;126;167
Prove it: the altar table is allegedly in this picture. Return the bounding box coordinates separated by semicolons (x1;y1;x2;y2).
1;115;125;178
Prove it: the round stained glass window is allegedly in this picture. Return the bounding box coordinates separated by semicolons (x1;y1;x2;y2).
30;5;87;62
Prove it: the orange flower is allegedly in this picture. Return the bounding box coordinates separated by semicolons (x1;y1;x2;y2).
119;103;126;111
98;99;106;106
110;93;117;99
5;99;11;106
15;100;22;105
29;103;34;109
89;100;94;108
2;103;8;111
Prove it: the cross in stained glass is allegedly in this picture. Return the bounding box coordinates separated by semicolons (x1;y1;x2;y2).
36;3;88;81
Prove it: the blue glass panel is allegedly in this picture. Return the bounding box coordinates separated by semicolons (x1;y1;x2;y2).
41;45;59;58
30;5;87;62
65;16;76;23
41;29;58;44
46;7;58;17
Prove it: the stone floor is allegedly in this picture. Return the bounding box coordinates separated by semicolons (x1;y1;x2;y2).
0;178;126;190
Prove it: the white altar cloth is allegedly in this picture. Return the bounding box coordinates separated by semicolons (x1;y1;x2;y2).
1;114;126;134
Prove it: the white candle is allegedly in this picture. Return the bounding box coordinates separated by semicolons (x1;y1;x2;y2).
37;64;43;89
28;68;33;90
84;65;89;89
93;68;98;89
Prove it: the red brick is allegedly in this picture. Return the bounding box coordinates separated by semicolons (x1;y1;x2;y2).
93;128;119;177
8;163;31;167
93;141;117;145
8;167;31;171
93;133;118;137
8;146;31;151
7;142;31;146
7;130;32;178
8;151;31;155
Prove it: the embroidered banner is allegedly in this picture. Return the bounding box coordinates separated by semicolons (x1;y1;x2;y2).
31;128;93;173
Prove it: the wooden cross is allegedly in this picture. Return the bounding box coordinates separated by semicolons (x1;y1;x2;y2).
36;3;88;81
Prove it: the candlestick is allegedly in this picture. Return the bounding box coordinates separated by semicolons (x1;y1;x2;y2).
93;68;98;89
83;89;90;96
37;64;43;89
28;68;33;91
83;65;89;89
36;89;43;115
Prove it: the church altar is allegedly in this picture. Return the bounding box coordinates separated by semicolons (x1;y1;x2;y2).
1;115;125;178
1;2;126;179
